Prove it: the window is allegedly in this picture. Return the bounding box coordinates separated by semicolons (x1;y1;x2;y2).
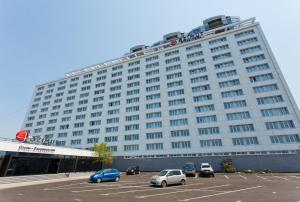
237;37;258;46
215;61;234;70
94;96;104;102
265;120;295;130
111;71;122;78
216;70;237;78
246;63;270;73
146;112;161;119
61;116;71;122
192;84;210;93
126;114;139;121
212;52;231;61
128;74;140;80
253;84;278;93
146;93;160;100
97;75;106;81
82;79;91;85
145;55;159;62
60;124;69;130
270;134;300;144
249;73;273;83
168;89;184;97
191;76;208;84
146;121;162;129
146;143;163;150
200;139;222;147
169;108;187;116
124;144;139;151
195;104;214;112
81;86;90;91
261;107;289;117
105;136;118;142
106;118;119;124
187;51;203;59
170;118;188;126
106;127;119;133
88;129;100;135
171;141;191;149
146;85;160;92
188;59;205;67
111;78;122;85
235;29;255;38
128;66;140;74
91;112;102;118
169;98;185;106
128;61;140;67
186;43;201;51
146;77;160;84
124;134;139;141
95;82;105;88
71;139;81;145
108;146;117;152
226;111;251;120
257;95;284;105
166;64;181;72
229;124;255;133
126;106;139;112
198;127;219;135
197;115;217;123
219;79;240;88
72;131;83;136
90;120;101;126
83;73;93;78
171;129;189;137
74;122;84;128
108;101;120;107
127;81;140;88
145;62;159;69
165;50;179;57
232;137;259;146
126;97;139;104
167;81;183;88
166;72;182;80
58;132;68;138
125;124;139;131
97;69;107;75
146;132;163;139
209;37;226;45
112;65;123;71
240;45;262;55
211;44;229;53
109;93;121;99
146;69;159;77
189;67;207;75
146;102;161;109
193;94;212;102
87;138;99;144
224;100;247;109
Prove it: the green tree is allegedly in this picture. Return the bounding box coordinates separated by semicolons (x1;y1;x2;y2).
221;158;236;173
92;143;113;168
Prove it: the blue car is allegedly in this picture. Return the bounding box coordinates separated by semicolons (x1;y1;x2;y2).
89;168;121;183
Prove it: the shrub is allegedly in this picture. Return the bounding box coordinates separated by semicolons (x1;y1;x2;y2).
221;158;236;173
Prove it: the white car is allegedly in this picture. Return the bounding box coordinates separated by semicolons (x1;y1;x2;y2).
150;169;187;187
199;163;215;177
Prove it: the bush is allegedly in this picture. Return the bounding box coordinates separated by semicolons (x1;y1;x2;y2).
221;158;236;173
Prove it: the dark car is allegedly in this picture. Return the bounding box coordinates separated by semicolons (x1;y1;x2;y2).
126;166;140;175
89;168;120;183
183;162;197;177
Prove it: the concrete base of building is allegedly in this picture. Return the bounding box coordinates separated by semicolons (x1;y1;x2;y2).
111;151;300;172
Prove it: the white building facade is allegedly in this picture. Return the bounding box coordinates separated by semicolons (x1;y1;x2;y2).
21;16;300;171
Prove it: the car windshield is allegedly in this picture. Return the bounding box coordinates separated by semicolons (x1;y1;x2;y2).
184;164;194;169
159;170;168;176
202;165;210;168
96;169;107;174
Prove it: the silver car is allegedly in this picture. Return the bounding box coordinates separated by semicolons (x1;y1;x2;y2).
150;169;187;187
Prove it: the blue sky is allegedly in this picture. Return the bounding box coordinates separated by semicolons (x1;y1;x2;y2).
0;0;300;138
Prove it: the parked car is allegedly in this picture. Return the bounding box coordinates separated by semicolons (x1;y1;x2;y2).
199;163;214;177
183;162;197;177
126;166;140;175
89;168;120;183
150;169;186;187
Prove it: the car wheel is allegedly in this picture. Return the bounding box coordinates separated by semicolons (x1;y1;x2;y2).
212;174;215;178
115;177;120;182
96;178;102;183
180;179;186;185
161;181;167;188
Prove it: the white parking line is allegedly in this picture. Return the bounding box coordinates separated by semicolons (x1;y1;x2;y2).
136;184;231;199
72;184;150;193
290;176;300;179
273;176;288;181
224;175;229;179
256;175;271;181
238;174;247;180
177;186;262;201
74;199;82;202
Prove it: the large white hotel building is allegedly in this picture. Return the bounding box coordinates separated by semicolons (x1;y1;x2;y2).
21;16;300;171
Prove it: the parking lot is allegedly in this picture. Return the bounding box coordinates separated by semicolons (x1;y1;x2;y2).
0;173;300;202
